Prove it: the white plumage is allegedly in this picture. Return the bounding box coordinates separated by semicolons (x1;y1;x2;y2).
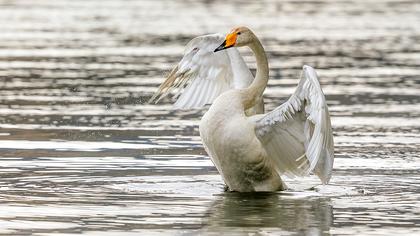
149;34;263;113
254;66;334;184
151;27;334;192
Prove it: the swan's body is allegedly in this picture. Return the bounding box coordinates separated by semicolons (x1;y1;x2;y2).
200;89;286;191
151;27;334;192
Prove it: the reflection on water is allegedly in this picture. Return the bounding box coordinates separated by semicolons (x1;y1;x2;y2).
1;0;420;235
202;193;333;235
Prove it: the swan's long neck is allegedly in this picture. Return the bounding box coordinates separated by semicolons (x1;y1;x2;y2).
242;35;269;109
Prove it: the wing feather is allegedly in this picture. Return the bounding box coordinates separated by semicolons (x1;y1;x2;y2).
253;65;334;184
149;34;253;109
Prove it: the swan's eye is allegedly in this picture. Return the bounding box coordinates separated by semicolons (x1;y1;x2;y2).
237;32;241;35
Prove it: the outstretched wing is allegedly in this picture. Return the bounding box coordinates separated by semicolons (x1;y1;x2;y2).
149;34;254;109
253;65;334;184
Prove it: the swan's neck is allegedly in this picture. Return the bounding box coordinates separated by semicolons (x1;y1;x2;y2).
242;36;269;109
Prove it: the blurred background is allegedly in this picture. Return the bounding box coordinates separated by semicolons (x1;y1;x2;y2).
0;0;419;235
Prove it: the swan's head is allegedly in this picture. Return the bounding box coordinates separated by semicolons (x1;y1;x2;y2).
214;27;254;52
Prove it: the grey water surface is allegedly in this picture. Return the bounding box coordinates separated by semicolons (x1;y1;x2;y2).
0;0;419;235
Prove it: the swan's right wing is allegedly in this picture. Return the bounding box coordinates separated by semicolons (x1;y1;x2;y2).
253;66;334;184
148;34;253;109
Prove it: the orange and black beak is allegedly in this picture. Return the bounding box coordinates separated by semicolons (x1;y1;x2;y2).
214;32;238;52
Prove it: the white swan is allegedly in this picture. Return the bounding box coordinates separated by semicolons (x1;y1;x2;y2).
152;27;334;192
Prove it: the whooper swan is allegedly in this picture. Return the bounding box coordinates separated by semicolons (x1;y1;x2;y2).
152;27;334;192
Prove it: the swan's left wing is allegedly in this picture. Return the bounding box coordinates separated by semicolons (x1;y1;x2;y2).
148;34;253;109
253;65;334;184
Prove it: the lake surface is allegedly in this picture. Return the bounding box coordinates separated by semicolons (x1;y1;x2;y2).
0;0;419;235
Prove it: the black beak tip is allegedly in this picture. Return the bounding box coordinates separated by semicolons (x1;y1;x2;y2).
214;40;227;53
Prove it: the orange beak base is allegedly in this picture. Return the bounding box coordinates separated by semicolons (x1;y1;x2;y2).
214;32;237;52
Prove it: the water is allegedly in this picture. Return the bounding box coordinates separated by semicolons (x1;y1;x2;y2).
0;0;419;235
